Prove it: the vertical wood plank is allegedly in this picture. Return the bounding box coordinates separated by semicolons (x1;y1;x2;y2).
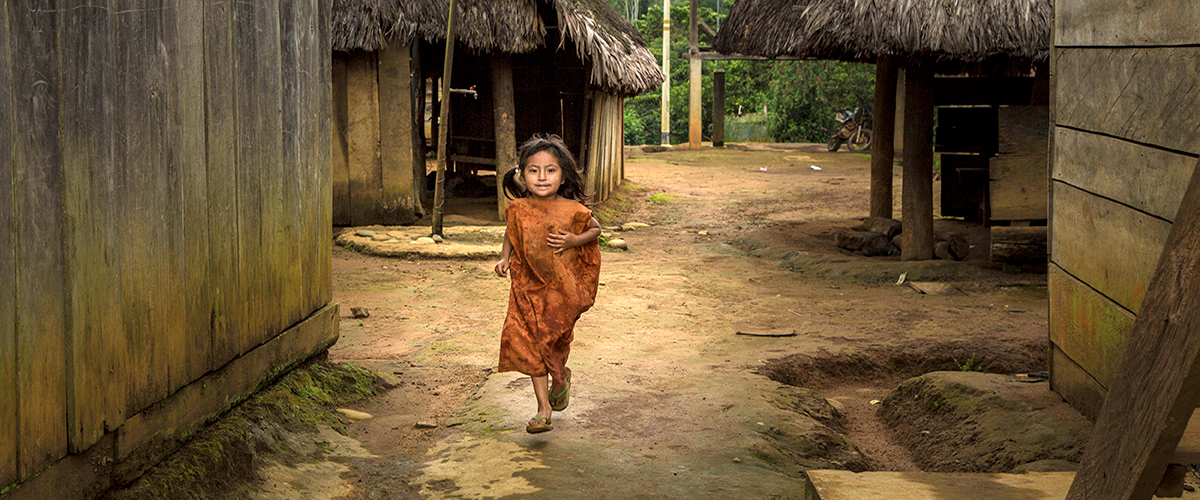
378;43;418;224
277;0;304;328
11;0;68;476
0;0;18;485
318;0;333;306
331;54;350;226
292;0;321;315
60;0;126;453
345;52;382;226
870;56;897;219
409;44;425;218
204;0;243;369
169;0;212;385
901;62;935;261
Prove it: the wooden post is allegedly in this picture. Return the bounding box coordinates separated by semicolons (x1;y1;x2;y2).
431;0;457;236
660;0;670;145
870;56;897;219
687;0;701;149
410;43;426;215
492;53;516;221
713;68;725;147
1066;158;1200;500
901;60;934;261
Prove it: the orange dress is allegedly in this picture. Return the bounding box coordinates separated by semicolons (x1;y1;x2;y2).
499;198;601;379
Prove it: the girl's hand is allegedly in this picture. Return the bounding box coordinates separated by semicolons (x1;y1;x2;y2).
495;258;511;277
547;229;578;254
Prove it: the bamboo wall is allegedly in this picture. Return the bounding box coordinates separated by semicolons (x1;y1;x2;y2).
1050;0;1200;419
0;0;333;492
584;91;626;203
332;44;423;226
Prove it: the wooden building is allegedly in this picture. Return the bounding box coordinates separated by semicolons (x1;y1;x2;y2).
1;1;334;497
1049;0;1200;420
331;0;664;225
714;0;1051;261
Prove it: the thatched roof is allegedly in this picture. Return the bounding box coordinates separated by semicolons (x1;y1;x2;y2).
714;0;1050;64
332;0;663;95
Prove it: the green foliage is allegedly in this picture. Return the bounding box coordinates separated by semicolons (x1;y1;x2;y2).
622;1;876;144
647;193;681;203
955;353;978;372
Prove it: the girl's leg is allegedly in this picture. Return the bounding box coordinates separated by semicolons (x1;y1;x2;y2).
532;375;552;419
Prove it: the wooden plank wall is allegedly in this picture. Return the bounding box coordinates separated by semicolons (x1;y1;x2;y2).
331;45;421;227
584;91;624;203
0;0;332;488
1050;0;1200;419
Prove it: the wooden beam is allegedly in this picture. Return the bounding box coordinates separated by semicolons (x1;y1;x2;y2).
0;0;15;485
901;61;935;260
713;69;725;147
688;0;701;149
1067;157;1200;499
870;56;898;219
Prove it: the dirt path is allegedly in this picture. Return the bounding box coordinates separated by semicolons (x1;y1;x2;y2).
322;145;1050;499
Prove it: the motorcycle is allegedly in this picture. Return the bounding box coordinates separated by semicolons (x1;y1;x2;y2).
827;106;873;152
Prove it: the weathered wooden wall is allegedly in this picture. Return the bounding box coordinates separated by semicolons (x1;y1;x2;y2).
0;0;334;493
1050;0;1200;419
584;91;625;203
331;45;422;227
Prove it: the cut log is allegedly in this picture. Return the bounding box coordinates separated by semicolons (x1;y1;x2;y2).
836;230;899;257
859;216;902;239
991;226;1047;265
934;241;953;260
947;233;970;260
891;234;903;251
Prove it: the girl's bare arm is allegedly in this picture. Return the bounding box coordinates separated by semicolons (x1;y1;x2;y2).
547;216;601;253
495;231;513;277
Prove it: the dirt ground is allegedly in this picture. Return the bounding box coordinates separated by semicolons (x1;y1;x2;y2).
307;145;1072;499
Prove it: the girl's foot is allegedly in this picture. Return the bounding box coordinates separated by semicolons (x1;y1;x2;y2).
550;367;571;412
526;415;553;434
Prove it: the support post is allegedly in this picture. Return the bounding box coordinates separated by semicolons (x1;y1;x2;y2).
660;0;670;146
870;55;898;219
688;0;701;149
492;54;516;222
1067;157;1200;499
901;60;934;261
432;0;457;236
713;68;725;147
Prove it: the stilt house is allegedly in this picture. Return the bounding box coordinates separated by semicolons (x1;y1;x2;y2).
715;0;1051;262
332;0;664;225
1;1;335;497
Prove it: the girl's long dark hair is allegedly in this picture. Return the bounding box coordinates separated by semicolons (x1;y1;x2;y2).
502;134;589;202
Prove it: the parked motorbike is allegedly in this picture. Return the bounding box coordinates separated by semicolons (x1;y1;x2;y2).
827;106;873;152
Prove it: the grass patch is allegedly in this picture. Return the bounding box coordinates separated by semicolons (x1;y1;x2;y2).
105;360;389;500
591;181;649;226
646;193;682;204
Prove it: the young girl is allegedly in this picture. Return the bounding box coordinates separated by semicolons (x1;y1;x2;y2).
494;134;601;434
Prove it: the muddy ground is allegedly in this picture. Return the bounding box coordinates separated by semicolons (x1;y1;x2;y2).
283;145;1076;498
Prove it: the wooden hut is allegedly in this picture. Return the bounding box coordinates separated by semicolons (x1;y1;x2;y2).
1;1;334;497
1048;1;1200;421
714;0;1051;261
331;0;664;225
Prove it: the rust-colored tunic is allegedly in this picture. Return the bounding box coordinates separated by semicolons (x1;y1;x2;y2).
499;198;600;378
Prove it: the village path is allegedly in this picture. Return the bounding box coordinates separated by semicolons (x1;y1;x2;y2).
316;146;1049;499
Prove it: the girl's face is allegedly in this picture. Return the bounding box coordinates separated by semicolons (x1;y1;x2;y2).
522;150;564;200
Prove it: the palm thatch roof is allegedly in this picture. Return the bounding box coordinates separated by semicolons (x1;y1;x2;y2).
332;0;664;96
714;0;1050;64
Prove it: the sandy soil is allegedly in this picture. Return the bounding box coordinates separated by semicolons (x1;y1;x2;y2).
316;145;1066;498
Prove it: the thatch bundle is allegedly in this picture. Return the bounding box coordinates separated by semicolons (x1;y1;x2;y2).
714;0;1050;64
332;0;663;95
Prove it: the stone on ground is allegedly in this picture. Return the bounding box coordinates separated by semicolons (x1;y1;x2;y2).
835;230;898;257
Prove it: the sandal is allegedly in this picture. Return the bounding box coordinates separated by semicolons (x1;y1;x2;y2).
550;368;571;412
526;416;553;434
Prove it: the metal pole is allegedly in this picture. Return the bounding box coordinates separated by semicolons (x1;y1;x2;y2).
432;0;457;236
660;0;670;146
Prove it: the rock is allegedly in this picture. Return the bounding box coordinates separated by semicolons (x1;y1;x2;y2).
337;409;373;420
733;457;742;463
600;231;614;239
355;230;376;238
858;217;902;239
698;230;709;236
825;397;845;412
387;231;407;239
371;234;390;242
891;234;902;251
607;238;628;250
415;421;438;429
431;234;444;243
834;230;898;257
413;237;436;245
602;225;621;231
349;307;370;319
621;222;650;231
